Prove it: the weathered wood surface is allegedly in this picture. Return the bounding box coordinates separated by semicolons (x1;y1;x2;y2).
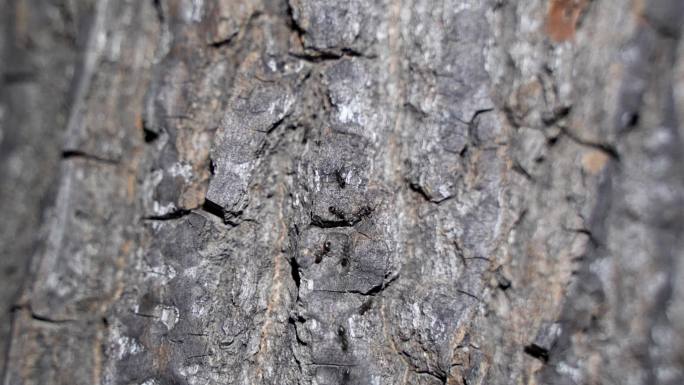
1;0;683;384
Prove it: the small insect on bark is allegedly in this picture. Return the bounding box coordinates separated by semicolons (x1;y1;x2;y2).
337;325;349;351
314;240;332;264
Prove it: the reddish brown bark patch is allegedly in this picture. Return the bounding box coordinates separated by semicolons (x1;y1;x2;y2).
546;0;589;42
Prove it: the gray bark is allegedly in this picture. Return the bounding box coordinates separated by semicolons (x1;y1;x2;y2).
1;0;683;384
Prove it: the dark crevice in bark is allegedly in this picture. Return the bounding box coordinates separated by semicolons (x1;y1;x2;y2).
288;52;347;63
310;205;374;228
494;267;512;291
61;149;120;165
208;159;216;176
141;118;159;143
143;209;191;221
29;313;77;325
524;343;550;363
407;182;454;204
456;289;482;302
285;1;306;40
407;182;432;202
288;49;371;64
512;161;535;182
311;274;397;297
288;316;308;346
198;199;250;227
563;226;600;248
257;113;290;136
541;105;572;127
11;304;77;324
2;71;37;84
464;108;495;145
558;127;620;161
365;273;399;296
223;213;245;227
288;317;306;376
200;199;225;221
288;256;301;290
284;1;373;64
412;368;447;384
208;36;237;49
152;0;164;24
142;200;246;226
309;362;357;368
130;310;156;319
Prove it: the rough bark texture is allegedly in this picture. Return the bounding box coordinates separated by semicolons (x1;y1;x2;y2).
1;0;683;384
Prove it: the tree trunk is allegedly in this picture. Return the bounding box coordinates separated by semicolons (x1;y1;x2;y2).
1;0;683;384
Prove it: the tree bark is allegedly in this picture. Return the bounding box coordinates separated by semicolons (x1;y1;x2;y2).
1;0;683;384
